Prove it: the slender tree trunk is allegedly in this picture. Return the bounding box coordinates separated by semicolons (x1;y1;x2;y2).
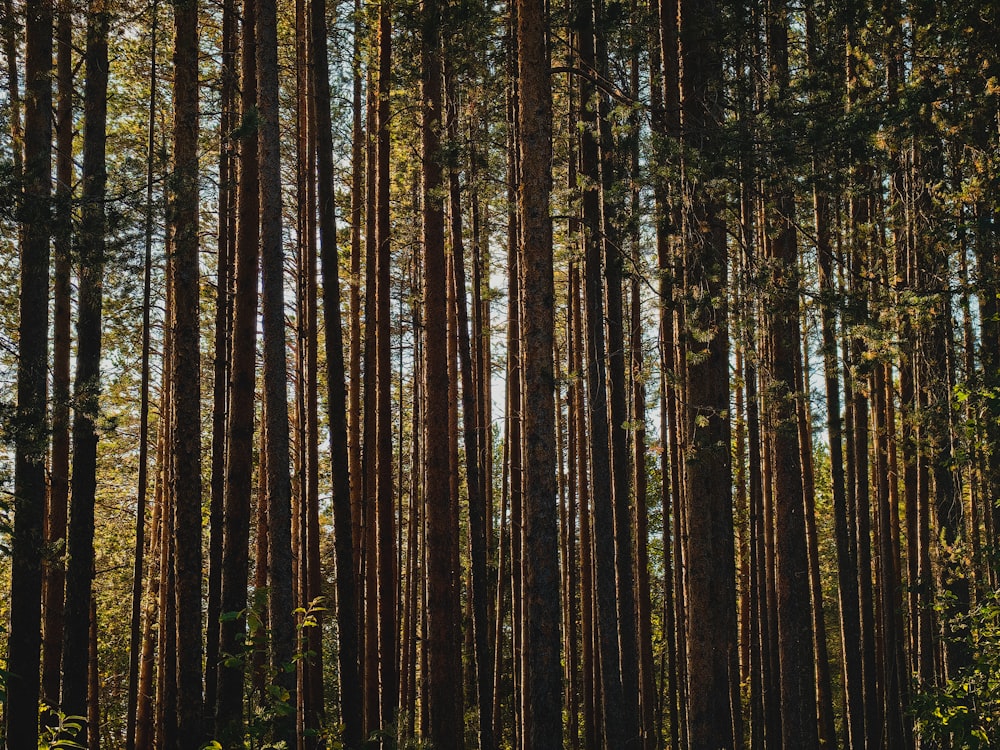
255;0;296;740
309;0;362;742
6;0;52;743
41;0;73;718
575;0;630;744
126;5;159;746
446;70;496;750
215;0;258;741
168;0;205;740
517;0;563;744
761;6;820;746
372;0;399;736
135;420;166;750
677;0;741;745
422;1;464;745
205;0;236;723
61;4;110;742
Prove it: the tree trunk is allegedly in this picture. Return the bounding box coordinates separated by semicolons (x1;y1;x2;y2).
215;0;258;741
126;4;159;745
516;0;563;744
61;3;110;742
310;0;363;741
168;0;204;741
677;0;740;745
42;0;73;717
6;0;52;743
446;69;495;750
422;2;464;745
205;0;236;722
255;0;296;740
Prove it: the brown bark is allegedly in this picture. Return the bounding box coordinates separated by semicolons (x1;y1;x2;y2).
256;0;296;740
61;3;110;742
308;0;362;742
517;0;563;743
41;0;72;716
446;71;495;750
422;2;464;745
373;0;399;735
575;0;631;744
169;0;204;741
677;0;740;745
126;4;159;745
205;0;236;722
215;0;258;741
6;0;52;743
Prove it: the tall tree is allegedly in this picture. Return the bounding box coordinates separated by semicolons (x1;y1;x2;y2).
126;3;159;745
214;0;259;741
422;0;465;744
762;2;820;746
41;0;74;716
309;0;363;741
6;0;52;744
575;0;631;743
205;0;237;719
256;0;297;740
516;0;562;745
676;0;741;745
61;1;110;742
169;0;204;741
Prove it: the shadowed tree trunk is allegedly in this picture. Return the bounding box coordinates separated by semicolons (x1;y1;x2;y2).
310;0;363;741
169;0;204;742
677;0;741;745
422;0;464;746
42;0;73;718
214;0;258;742
6;0;52;744
126;3;159;745
61;3;110;743
256;0;296;741
762;3;819;747
517;0;563;744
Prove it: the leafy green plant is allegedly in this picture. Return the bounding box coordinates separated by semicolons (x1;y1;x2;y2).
37;708;86;750
912;590;1000;748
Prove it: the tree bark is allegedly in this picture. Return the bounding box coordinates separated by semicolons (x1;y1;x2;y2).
170;0;204;737
6;0;52;744
215;0;258;741
61;3;110;742
516;0;563;744
309;0;363;741
677;0;741;745
422;1;464;746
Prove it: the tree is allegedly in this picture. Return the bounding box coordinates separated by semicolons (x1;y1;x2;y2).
6;0;52;744
310;0;363;741
214;0;259;740
675;0;741;745
421;0;464;745
256;0;297;741
169;0;204;741
516;0;562;745
61;1;110;741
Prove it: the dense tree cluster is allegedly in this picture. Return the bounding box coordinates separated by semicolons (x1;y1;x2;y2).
1;0;998;747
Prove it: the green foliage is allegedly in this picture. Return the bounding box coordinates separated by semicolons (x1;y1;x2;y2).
211;595;345;749
37;709;86;750
912;590;1000;748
